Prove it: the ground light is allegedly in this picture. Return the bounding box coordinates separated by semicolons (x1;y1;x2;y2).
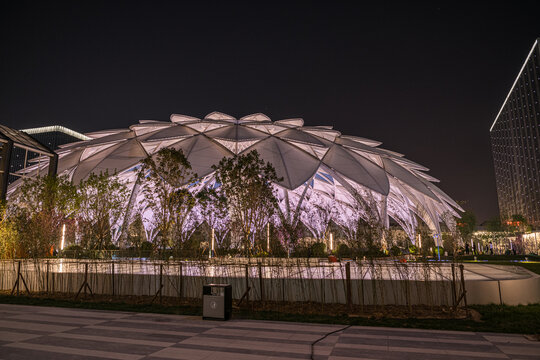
60;224;66;250
210;228;215;258
266;223;270;252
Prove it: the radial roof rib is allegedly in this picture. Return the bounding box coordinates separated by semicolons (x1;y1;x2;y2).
138;120;170;124
274;118;304;127
276;128;326;147
71;142;124;184
171;135;233;180
56;149;85;173
378;148;405;157
412;170;439;182
84;129;131;139
239;113;271;122
336;137;387;156
61;130;132;151
392;157;430;171
144;125;198;142
216;139;261;154
89;139;148;177
250;137;320;189
183;121;230;133
395;181;438;232
170;114;201;123
288;141;328;160
244;123;288;135
381;158;438;200
80;143;119;161
302;128;341;142
204;111;236;122
422;180;464;212
130;123;173;137
323;144;389;195
340;135;382;147
205;124;269;142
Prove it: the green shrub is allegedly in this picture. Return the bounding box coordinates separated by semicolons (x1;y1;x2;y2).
390;245;402;256
337;243;352;258
310;242;327;257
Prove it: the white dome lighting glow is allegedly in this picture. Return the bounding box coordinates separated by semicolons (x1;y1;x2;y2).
15;112;462;242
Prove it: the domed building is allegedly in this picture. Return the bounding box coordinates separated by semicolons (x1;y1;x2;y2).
12;112;462;243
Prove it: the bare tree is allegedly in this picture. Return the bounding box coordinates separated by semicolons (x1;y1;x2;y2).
138;148;197;254
212;150;280;256
77;171;129;251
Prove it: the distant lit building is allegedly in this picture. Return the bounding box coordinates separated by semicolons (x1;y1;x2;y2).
8;126;89;184
490;39;540;227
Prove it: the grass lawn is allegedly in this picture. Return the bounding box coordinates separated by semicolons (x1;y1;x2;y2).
1;293;538;335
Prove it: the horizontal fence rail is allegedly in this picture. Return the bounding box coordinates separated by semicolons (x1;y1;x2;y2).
0;259;466;307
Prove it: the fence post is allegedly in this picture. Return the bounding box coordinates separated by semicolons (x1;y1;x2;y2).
16;261;20;295
179;262;183;300
258;263;264;302
159;264;163;304
451;263;457;307
345;262;352;309
245;264;249;305
459;264;469;317
111;262;115;296
46;260;50;294
84;263;88;296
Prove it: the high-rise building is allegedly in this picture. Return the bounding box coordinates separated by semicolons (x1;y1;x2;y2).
8;125;89;184
490;39;540;227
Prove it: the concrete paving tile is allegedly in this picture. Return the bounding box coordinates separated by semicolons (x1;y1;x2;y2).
179;335;312;354
341;332;491;346
387;345;509;358
66;326;186;343
85;324;198;337
50;332;176;348
202;326;319;342
485;335;540;344
7;313;108;326
35;307;131;319
3;342;144;360
0;346;105;360
112;317;215;329
23;335;164;355
496;345;540;356
103;319;209;333
0;330;43;342
0;319;76;333
170;343;309;359
221;320;342;334
148;347;212;360
197;332;314;345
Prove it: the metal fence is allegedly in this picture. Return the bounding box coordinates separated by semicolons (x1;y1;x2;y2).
0;258;467;307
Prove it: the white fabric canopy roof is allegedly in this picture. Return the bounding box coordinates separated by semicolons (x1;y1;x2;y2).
11;112;463;238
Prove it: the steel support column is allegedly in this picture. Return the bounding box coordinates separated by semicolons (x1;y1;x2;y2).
0;140;14;201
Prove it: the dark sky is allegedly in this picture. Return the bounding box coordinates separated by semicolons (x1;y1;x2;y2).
1;1;539;222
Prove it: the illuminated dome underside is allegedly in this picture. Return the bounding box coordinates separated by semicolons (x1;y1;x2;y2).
15;112;462;240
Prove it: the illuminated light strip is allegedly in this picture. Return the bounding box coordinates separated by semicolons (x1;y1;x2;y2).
21;125;91;141
490;39;539;132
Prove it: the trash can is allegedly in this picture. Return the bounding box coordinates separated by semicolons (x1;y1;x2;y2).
203;284;232;320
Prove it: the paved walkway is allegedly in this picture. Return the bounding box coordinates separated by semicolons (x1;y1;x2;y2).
0;304;538;359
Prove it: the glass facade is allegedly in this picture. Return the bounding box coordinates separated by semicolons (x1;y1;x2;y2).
490;39;540;226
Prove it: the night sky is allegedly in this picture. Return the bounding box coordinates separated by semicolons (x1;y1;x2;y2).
1;1;539;222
